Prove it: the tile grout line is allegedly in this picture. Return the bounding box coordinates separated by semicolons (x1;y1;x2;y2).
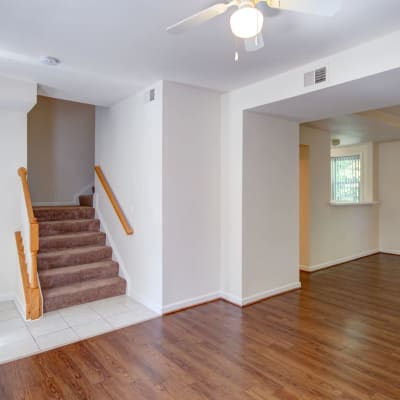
1;297;157;363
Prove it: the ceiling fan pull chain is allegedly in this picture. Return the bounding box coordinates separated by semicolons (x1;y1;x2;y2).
235;50;239;62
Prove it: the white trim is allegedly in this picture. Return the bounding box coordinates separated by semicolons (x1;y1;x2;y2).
241;282;301;306
162;291;220;314
301;249;379;272
329;201;380;206
161;283;302;312
32;201;75;206
380;249;400;256
128;291;163;315
219;291;242;306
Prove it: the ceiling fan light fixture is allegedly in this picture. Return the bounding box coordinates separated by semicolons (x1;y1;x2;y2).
230;5;264;39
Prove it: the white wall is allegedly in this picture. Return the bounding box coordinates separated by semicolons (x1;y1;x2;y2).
243;112;300;303
221;30;400;298
379;141;400;253
0;74;36;306
95;82;164;312
162;82;221;312
0;111;27;300
28;96;95;204
300;126;379;270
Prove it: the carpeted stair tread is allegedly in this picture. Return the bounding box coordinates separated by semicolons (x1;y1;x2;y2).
35;205;127;313
34;206;95;222
39;260;119;289
40;231;106;252
43;277;127;312
39;218;100;236
38;245;112;270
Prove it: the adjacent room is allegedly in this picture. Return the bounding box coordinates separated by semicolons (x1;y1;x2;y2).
1;1;400;399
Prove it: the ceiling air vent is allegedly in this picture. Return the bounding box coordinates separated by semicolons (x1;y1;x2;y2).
304;66;327;87
145;88;156;103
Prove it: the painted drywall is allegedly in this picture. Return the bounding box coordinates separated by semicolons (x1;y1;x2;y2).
0;74;36;112
162;82;221;311
0;111;27;300
28;96;95;204
300;126;379;270
242;112;300;302
221;30;400;297
379;141;400;253
95;82;163;312
0;74;36;310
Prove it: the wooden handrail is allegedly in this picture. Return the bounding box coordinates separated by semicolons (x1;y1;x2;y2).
95;166;134;235
17;167;41;319
18;167;36;224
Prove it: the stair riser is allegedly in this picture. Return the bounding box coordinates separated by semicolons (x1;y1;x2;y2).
79;195;94;207
40;233;106;252
39;220;100;236
38;247;112;270
35;208;95;222
43;280;127;312
39;264;119;289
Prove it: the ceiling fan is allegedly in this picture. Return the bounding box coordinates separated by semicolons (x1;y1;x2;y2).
167;0;342;53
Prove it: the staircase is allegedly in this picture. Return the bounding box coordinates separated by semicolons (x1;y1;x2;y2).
34;204;126;313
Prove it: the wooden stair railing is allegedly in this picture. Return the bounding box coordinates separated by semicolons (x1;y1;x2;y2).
95;166;134;235
17;167;42;320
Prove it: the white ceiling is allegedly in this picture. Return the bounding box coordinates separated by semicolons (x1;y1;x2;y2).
1;0;400;105
305;106;400;146
251;68;400;146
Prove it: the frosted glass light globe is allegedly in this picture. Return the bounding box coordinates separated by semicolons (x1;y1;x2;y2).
230;6;264;39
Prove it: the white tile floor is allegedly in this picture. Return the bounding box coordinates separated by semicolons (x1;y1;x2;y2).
0;296;158;364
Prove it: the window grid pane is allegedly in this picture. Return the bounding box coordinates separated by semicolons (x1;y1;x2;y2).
331;155;361;202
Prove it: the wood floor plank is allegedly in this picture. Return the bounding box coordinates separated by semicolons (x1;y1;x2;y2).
1;253;400;399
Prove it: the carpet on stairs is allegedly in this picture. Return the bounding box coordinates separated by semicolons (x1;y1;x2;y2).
33;206;126;313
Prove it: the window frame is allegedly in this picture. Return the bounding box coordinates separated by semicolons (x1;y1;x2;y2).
330;152;364;203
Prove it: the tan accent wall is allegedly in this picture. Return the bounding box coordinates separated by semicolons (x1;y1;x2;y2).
28;96;95;204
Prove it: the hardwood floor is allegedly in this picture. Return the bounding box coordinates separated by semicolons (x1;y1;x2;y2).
1;253;400;399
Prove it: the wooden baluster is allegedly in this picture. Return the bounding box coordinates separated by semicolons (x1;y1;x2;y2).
17;167;42;320
30;220;41;319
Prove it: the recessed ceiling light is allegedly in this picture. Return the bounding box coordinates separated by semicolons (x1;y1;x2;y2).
39;56;60;66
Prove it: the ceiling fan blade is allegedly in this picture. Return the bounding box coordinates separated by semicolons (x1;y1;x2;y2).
264;0;342;16
167;2;237;34
244;34;264;52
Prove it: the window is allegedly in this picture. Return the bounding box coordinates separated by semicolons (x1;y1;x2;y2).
331;154;361;202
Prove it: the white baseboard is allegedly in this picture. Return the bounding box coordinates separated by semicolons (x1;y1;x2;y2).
380;249;400;255
129;291;163;315
161;282;302;313
301;249;380;272
219;291;242;306
162;291;220;314
241;281;302;306
32;201;75;206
